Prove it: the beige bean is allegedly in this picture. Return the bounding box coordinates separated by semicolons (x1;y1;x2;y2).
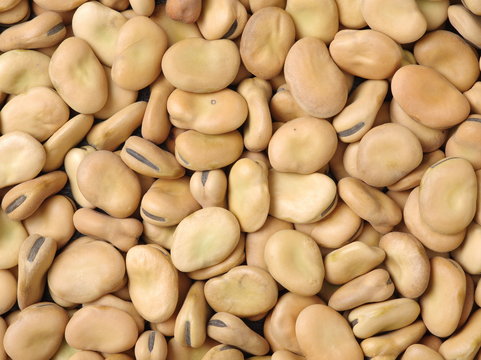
162;38;240;93
175;130;243;171
269;84;309;123
361;321;427;360
284;37;347;118
126;245;179;322
31;3;76;24
129;0;154;15
174;281;209;348
335;0;366;29
357;123;423;187
237;77;273;152
166;337;219;360
33;0;88;11
421;257;466;337
349;298;420;339
330;30;402;80
65;305;138;353
228;158;269;232
324;241;385;285
1;171;67;221
0;0;29;25
361;0;426;44
0;209;27;269
240;7;295;79
296;304;363;359
141;75;174;144
419;157;477;235
285;0;339;43
268;117;337;174
379;232;430;298
99;0;129;10
0;317;6;360
402;344;444;360
295;200;362;249
391;65;470;130
111;16;167;90
150;4;202;46
0;0;21;12
73;208;141;252
446;116;481;170
142;222;175;250
48;237;125;304
201;344;244;360
416;0;448;31
0;270;16;315
0;131;46;189
197;0;247;40
0;50;52;95
49;37;108;113
166;0;201;23
266;292;323;354
328;269;394;311
17;234;56;310
205;265;278;317
272;351;304;360
135;331;167;360
87;101;146;151
71;1;126;66
0;11;65;51
208;312;269;355
269;169;337;224
453;222;481;274
168;88;248;135
265;229;323;296
77;150;141;218
390;99;447;153
64;146;96;208
332;80;388;143
338;177;402;233
459;273;475;330
448;4;481;50
439;308;481;360
404;187;465;252
69;351;103;360
141;177;200;226
465;82;481;114
190;170;227;209
171;207;239;272
4;302;68;360
0;86;69;142
414;30;479;92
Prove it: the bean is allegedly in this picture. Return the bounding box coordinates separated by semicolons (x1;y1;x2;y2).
135;331;167;360
197;0;247;40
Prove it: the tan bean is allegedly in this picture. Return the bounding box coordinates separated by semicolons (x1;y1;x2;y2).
0;209;27;269
33;0;88;11
166;337;219;360
69;351;104;360
0;50;52;95
126;245;179;322
141;75;174;144
448;4;481;50
65;305;138;353
446;116;481;170
166;0;201;23
285;0;339;43
284;37;347;118
49;37;108;114
134;331;167;360
328;269;394;311
205;265;278;317
439;308;481;360
0;131;46;189
190;170;227;209
420;334;442;352
77;150;141;218
419;157;477;235
272;351;304;360
421;257;466;337
465;82;481;114
0;270;16;315
361;0;426;44
141;177;200;226
332;80;388;143
162;38;240;93
296;304;363;359
269;169;337;224
197;0;247;40
0;317;6;360
1;171;67;221
453;222;481;275
237;77;273;152
4;302;68;360
330;30;402;80
240;7;295;80
0;0;29;25
208;312;269;355
404;187;465;252
269;84;309;123
335;0;366;29
73;208;141;252
324;241;385;285
402;344;444;360
168;88;248;135
391;65;470;130
379;232;430;298
31;2;76;24
201;344;244;360
338;177;402;233
360;321;427;360
175;130;243;171
71;1;126;66
417;0;448;31
64;146;96;208
48;237;126;304
0;0;21;12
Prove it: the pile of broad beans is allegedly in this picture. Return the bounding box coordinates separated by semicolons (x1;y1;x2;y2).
1;0;481;359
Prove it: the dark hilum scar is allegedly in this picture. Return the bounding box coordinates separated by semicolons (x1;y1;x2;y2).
337;122;365;138
47;23;65;36
5;195;26;214
28;236;46;262
208;319;227;327
126;148;159;171
185;321;191;346
222;20;238;39
148;331;155;352
142;208;166;222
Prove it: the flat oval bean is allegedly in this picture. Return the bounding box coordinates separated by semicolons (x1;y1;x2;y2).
0;270;16;315
197;0;247;40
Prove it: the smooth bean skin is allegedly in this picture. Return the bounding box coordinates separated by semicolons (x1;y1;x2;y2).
135;331;168;360
0;270;16;315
